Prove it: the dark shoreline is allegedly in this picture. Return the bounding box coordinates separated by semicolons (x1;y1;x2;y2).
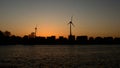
1;30;120;45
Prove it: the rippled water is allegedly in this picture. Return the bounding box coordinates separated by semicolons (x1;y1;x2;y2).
0;45;120;68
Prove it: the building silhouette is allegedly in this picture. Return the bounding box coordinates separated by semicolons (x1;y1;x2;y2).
76;36;88;44
0;30;120;45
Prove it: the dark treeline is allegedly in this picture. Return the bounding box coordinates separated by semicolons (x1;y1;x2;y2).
0;30;120;45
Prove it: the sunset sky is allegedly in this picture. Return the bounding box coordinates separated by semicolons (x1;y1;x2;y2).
0;0;120;38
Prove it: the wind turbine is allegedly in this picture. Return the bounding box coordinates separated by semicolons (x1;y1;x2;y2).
68;16;74;36
35;25;37;37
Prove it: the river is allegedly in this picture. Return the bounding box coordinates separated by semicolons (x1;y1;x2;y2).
0;45;120;68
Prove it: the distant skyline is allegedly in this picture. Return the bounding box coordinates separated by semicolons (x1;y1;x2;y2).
0;0;120;37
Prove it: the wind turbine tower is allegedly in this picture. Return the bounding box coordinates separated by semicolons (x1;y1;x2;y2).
68;16;75;41
68;16;74;36
35;25;37;37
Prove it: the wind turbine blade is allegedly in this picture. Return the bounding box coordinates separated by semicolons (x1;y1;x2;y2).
72;23;75;27
71;16;73;22
68;23;69;25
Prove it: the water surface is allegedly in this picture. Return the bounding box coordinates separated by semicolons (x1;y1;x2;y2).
0;45;120;68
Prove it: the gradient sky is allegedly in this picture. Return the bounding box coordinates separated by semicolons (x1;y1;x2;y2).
0;0;120;38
